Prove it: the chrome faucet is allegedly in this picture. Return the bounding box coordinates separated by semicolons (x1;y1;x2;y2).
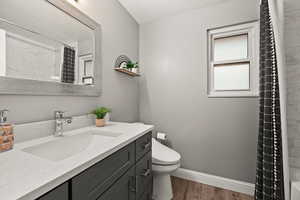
54;111;73;137
0;109;9;124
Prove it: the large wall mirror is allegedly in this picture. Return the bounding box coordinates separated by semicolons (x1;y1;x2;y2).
0;0;101;96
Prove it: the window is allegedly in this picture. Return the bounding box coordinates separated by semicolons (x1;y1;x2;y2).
78;54;94;85
207;21;259;97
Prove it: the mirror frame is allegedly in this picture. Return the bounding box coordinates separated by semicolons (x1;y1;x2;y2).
0;0;102;96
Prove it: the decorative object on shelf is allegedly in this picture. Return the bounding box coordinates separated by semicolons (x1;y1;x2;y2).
115;55;131;69
125;61;139;73
91;107;111;127
131;67;139;74
114;55;140;77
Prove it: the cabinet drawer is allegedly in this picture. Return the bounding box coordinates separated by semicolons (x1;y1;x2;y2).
96;167;136;200
72;142;135;200
136;132;152;161
136;151;152;198
37;182;69;200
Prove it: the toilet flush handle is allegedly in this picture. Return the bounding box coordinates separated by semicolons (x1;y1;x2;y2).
141;169;151;177
143;141;151;149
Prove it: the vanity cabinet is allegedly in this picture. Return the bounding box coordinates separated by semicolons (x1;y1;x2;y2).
96;167;136;200
36;132;153;200
72;143;135;200
37;183;69;200
136;132;152;161
136;152;152;199
140;187;153;200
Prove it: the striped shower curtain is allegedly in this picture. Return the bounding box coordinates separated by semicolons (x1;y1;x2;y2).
61;46;76;84
255;0;286;199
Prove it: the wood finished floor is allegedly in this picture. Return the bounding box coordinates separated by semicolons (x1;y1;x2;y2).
171;177;254;200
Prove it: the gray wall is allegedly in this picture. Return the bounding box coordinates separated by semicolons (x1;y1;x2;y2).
0;0;139;124
285;0;300;172
139;0;259;183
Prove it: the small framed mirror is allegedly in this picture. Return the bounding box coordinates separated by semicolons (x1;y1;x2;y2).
0;0;102;96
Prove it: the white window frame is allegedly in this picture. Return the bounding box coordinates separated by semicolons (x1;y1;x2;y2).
207;21;259;97
78;54;94;85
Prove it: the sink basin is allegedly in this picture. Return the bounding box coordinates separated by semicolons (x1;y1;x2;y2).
22;133;113;162
90;130;123;137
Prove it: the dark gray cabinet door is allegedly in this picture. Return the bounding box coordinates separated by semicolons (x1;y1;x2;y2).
136;151;152;198
136;132;152;161
139;186;153;200
37;182;69;200
72;142;135;200
96;167;136;200
37;133;153;200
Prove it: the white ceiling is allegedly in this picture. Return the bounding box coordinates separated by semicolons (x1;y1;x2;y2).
118;0;227;24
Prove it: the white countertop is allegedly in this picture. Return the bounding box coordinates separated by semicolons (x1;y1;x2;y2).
0;122;154;200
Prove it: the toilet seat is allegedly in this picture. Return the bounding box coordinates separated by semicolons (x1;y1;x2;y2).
152;138;181;166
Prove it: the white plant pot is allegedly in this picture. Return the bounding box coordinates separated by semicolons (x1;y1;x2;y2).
131;68;139;73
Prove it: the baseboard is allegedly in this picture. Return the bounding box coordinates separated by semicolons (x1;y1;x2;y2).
172;168;255;196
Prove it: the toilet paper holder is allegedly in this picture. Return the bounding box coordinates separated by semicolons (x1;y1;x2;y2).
156;132;169;145
156;132;167;140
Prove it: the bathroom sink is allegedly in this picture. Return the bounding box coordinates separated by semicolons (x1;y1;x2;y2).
90;129;123;137
22;133;113;162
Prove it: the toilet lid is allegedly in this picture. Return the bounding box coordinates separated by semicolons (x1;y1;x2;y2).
152;138;181;165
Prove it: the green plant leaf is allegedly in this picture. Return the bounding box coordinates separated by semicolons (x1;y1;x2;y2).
91;107;111;119
125;61;139;69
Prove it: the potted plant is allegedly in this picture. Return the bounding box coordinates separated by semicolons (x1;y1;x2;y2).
91;107;111;127
131;62;139;73
126;61;139;73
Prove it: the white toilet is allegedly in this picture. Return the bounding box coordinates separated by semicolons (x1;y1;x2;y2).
152;138;181;200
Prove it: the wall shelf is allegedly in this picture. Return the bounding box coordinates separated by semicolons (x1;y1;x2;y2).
114;68;140;77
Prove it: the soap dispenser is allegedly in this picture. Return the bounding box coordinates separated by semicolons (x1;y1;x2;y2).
0;109;14;152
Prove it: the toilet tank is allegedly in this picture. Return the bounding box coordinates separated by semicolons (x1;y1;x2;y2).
292;182;300;200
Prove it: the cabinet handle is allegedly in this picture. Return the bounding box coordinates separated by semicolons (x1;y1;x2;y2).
135;176;138;193
141;169;151;177
143;142;151;149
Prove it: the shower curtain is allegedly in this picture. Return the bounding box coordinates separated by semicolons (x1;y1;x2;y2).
255;0;289;200
61;46;76;84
